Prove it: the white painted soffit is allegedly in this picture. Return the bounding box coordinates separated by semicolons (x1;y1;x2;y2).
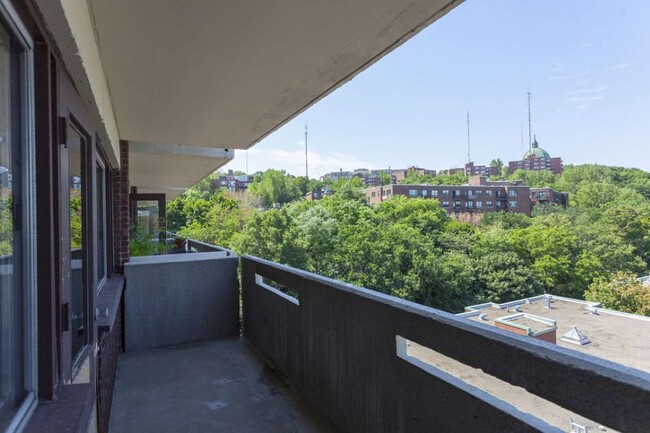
89;0;463;150
129;142;234;199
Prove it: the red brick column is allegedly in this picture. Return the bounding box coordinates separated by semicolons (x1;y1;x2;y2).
113;140;130;273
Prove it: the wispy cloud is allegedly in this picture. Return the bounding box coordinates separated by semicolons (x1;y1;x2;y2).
548;71;589;81
604;63;631;72
568;86;609;96
239;143;374;178
578;42;594;49
564;85;609;110
566;95;606;104
551;62;564;74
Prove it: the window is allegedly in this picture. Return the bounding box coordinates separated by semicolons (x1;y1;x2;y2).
67;125;88;364
466;201;474;208
454;200;462;208
371;191;376;198
509;189;518;197
530;191;537;197
442;201;450;208
509;200;518;207
431;190;438;197
467;189;473;197
422;189;427;197
442;190;449;196
476;190;482;196
96;155;108;288
486;190;492;196
409;189;417;197
0;4;36;429
453;190;461;197
476;201;483;208
486;201;493;207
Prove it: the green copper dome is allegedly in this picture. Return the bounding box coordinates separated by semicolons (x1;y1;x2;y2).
523;136;551;159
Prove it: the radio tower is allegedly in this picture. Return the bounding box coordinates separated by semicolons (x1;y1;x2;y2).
527;91;533;152
466;111;471;164
304;125;309;179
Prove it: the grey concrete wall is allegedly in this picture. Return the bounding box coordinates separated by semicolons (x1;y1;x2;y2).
241;256;650;433
125;252;239;352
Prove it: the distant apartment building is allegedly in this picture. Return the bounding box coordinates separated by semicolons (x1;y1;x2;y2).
530;187;569;207
508;136;563;174
464;162;500;177
306;188;333;201
363;176;533;216
362;175;569;217
321;166;435;185
390;166;436;182
441;163;498;177
211;169;255;192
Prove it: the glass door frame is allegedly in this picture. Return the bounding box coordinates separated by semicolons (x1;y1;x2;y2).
0;0;37;431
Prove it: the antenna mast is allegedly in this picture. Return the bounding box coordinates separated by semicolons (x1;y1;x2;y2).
304;125;309;179
467;111;471;164
527;91;532;152
521;124;524;156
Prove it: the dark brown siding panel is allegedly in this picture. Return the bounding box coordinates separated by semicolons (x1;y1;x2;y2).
97;300;122;433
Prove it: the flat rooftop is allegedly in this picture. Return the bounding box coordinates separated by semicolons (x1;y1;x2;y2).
459;295;650;373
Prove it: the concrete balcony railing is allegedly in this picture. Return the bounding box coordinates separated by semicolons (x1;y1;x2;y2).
242;256;649;432
111;238;650;432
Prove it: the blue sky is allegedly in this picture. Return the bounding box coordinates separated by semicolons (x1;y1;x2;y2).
224;0;650;178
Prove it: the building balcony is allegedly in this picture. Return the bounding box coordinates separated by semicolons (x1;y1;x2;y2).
106;240;650;433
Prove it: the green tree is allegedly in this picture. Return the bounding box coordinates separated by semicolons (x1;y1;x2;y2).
585;272;650;316
248;169;302;207
490;158;504;171
474;251;540;303
378;172;393;186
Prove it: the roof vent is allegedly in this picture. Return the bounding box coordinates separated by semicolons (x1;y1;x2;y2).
544;296;552;309
561;325;591;346
515;306;523;312
479;314;488;321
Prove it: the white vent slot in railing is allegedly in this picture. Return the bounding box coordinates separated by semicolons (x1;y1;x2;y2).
395;335;614;433
255;273;299;305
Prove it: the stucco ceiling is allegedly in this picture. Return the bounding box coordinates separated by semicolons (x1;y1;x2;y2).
86;0;462;196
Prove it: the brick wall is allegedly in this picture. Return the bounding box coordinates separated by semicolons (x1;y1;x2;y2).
495;321;557;344
113;140;130;273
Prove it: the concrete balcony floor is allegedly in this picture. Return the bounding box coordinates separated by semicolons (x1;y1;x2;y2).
110;338;331;433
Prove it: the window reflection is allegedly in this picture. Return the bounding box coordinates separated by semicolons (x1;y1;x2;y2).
0;19;26;428
96;158;106;286
68;127;86;363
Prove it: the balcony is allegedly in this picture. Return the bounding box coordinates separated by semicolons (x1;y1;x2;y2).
109;241;650;433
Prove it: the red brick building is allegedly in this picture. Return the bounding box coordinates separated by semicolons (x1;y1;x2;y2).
530;187;569;207
363;176;533;216
211;170;255;192
508;137;563;174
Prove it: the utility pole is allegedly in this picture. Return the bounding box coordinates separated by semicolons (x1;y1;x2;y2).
527;91;532;152
304;125;309;179
466;111;471;164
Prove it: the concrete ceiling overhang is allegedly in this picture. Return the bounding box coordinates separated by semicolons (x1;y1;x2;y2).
86;0;462;196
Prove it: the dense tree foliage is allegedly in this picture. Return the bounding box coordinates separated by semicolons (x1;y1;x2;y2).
585;272;650;316
165;165;650;315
